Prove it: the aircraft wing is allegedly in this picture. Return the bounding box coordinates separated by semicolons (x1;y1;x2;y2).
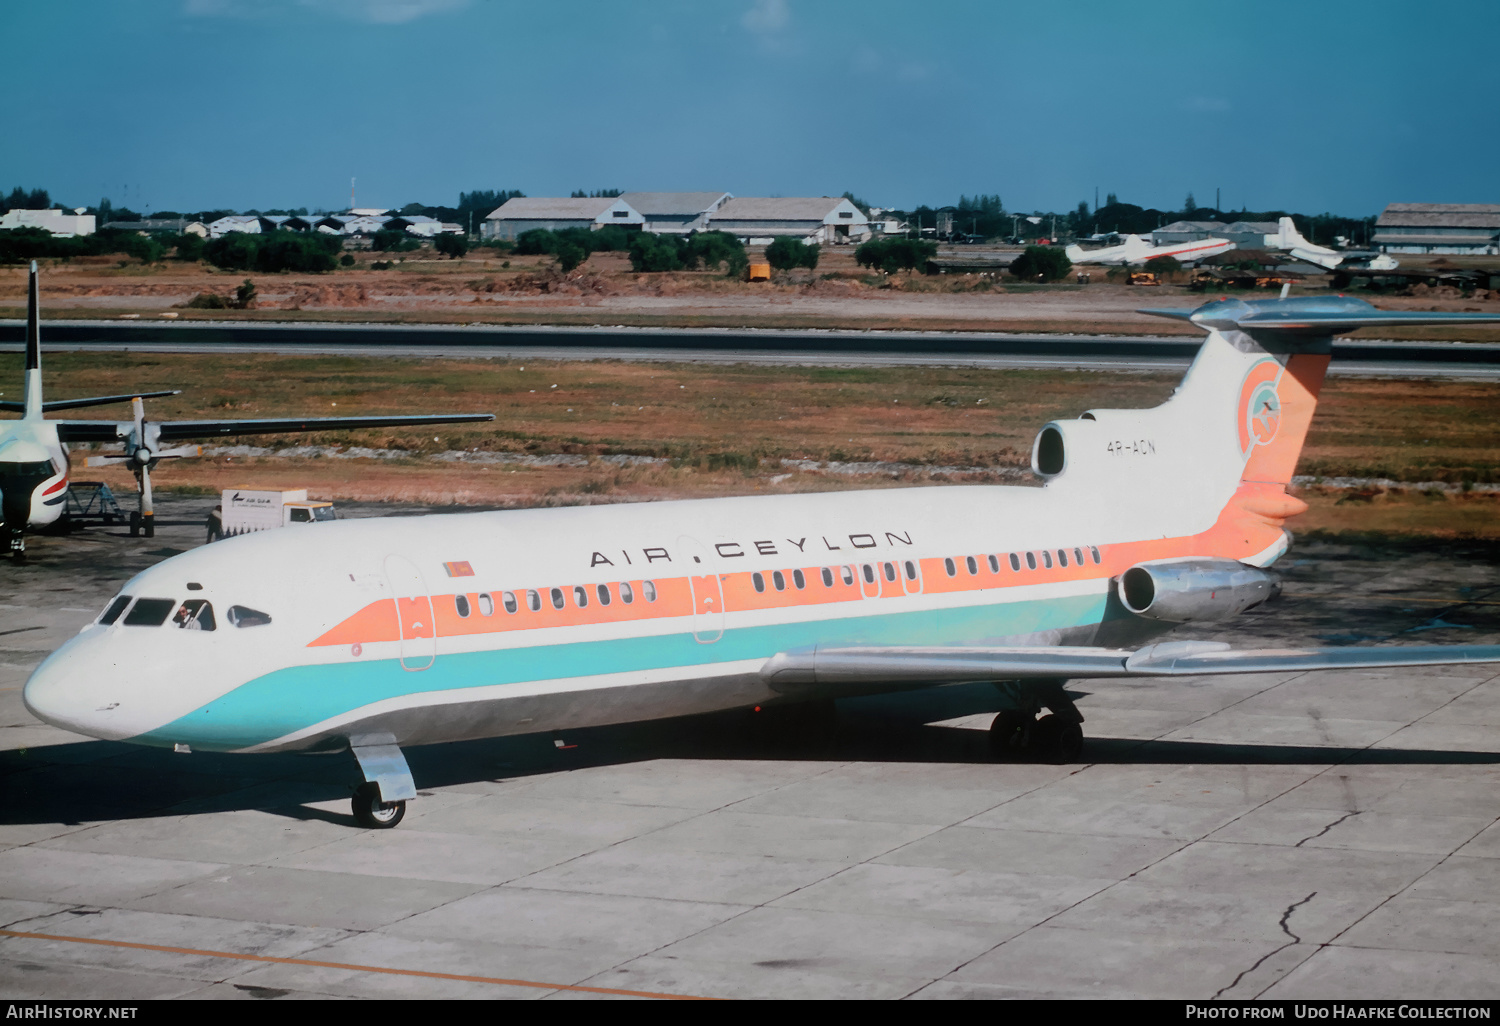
0;390;183;415
759;641;1500;692
152;412;494;441
55;412;494;443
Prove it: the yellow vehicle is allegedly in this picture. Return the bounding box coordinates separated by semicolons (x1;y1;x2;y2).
1127;272;1162;287
747;262;772;282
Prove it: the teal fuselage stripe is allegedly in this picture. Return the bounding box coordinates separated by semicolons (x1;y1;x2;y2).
136;592;1106;751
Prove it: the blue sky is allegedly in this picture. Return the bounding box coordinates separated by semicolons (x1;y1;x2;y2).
3;0;1494;217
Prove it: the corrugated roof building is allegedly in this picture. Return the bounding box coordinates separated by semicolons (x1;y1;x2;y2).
1151;221;1226;246
1374;203;1500;255
620;192;731;234
482;197;643;240
707;197;870;244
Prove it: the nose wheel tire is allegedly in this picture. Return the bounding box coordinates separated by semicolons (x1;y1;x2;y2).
352;782;406;829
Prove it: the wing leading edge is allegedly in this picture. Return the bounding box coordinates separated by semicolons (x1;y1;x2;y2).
760;641;1500;693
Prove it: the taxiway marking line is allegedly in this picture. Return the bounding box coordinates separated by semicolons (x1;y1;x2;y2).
0;928;713;999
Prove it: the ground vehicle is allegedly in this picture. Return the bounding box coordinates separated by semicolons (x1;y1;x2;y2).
1127;272;1162;286
207;488;335;541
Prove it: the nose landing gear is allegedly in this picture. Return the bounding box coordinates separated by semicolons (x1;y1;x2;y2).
351;781;406;829
347;733;417;829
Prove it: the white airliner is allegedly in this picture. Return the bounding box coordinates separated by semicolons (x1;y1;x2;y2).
0;263;493;559
1064;234;1235;266
23;292;1500;828
1268;216;1399;271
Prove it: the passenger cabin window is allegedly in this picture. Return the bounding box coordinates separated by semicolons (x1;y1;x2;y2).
821;568;834;587
1043;551;1053;569
227;605;272;628
98;595;132;626
1009;553;1021;572
124;598;176;627
772;571;786;591
478;593;494;616
862;564;875;583
550;588;565;610
620;582;634;604
753;572;766;593
988;555;1000;573
966;556;978;575
597;584;611;606
574;585;588;608
455;595;471;617
1090;546;1101;564
904;560;917;580
882;562;896;582
841;566;855;585
1058;550;1068;567
527;589;541;612
643;580;658;602
793;569;806;589
500;592;516;614
1025;552;1037;570
173;599;215;631
944;558;956;577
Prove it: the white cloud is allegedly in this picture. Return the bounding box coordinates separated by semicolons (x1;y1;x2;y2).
185;0;469;23
302;0;469;23
742;0;789;34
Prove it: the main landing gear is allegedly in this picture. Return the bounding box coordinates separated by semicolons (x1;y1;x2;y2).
348;733;417;829
989;679;1086;763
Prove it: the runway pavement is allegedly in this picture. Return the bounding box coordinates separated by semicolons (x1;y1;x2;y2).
5;319;1500;378
1;501;1497;999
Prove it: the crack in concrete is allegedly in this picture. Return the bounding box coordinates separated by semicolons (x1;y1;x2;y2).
1212;891;1316;999
1296;809;1362;847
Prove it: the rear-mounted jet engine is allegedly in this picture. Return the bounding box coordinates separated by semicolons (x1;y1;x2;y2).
1120;558;1280;623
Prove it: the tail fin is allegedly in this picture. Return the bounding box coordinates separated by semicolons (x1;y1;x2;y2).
1122;235;1150;258
1064;244;1084;262
23;262;42;420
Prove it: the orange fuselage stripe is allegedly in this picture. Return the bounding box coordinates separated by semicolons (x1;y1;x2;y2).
307;479;1293;650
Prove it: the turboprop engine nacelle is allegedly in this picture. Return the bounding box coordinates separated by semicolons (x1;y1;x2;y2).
1120;558;1280;623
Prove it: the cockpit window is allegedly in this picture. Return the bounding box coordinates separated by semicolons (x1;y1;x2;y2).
173;599;216;631
123;598;176;627
98;595;132;626
227;605;272;628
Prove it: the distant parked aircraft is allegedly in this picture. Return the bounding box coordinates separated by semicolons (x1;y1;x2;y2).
0;263;495;559
1064;234;1234;266
1268;217;1399;271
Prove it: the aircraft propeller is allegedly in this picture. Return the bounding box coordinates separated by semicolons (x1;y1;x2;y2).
84;397;200;537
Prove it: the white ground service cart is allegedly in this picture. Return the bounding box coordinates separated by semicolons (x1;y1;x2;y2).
207;488;336;541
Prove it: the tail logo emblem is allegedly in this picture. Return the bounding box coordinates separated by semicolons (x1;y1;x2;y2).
1237;359;1284;457
1249;383;1281;446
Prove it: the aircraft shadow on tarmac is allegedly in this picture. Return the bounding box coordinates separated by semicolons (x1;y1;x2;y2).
3;683;1495;829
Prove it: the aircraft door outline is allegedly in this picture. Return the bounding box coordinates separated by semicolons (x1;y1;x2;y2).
678;536;724;643
384;554;436;671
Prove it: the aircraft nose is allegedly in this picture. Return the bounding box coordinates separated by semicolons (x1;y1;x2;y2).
23;639;123;740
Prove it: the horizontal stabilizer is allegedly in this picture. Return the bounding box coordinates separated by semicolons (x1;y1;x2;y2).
760;640;1500;692
1139;295;1500;345
0;390;183;414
